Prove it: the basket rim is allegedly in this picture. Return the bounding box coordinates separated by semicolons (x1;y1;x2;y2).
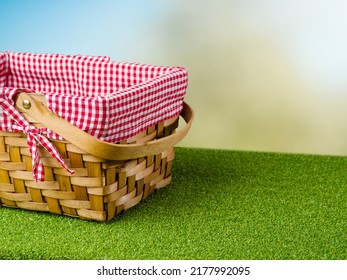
15;92;194;160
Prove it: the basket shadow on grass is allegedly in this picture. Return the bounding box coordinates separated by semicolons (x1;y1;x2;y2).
0;147;346;260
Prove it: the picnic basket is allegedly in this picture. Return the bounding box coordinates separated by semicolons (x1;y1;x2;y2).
0;52;193;221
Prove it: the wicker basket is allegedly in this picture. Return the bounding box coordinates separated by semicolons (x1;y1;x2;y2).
0;92;193;221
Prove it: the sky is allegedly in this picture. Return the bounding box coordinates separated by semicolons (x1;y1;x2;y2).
0;0;171;63
238;0;347;93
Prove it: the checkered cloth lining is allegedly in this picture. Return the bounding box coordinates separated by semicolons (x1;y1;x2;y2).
0;52;188;181
0;52;188;142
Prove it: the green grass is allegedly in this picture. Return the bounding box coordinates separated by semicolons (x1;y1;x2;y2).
0;147;346;260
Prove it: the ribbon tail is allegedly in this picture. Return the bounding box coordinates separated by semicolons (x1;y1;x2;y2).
29;133;75;181
29;142;44;182
35;133;75;173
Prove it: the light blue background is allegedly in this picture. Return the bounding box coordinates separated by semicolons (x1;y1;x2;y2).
0;0;172;63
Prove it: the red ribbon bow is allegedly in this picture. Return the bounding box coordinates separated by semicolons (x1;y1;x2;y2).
0;89;74;181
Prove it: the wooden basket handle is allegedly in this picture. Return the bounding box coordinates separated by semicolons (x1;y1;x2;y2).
15;92;194;160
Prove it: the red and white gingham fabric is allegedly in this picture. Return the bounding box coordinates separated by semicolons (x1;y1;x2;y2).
0;52;188;181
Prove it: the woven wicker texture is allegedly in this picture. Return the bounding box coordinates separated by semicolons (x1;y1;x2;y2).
0;115;179;222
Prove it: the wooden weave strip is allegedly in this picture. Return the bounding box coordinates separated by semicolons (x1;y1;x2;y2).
0;118;178;222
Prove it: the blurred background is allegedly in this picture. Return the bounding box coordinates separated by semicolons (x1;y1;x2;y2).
1;0;347;156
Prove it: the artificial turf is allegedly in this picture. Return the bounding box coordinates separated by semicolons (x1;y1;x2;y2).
0;147;346;260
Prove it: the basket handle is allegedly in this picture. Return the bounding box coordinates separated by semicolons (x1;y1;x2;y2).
15;92;194;160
